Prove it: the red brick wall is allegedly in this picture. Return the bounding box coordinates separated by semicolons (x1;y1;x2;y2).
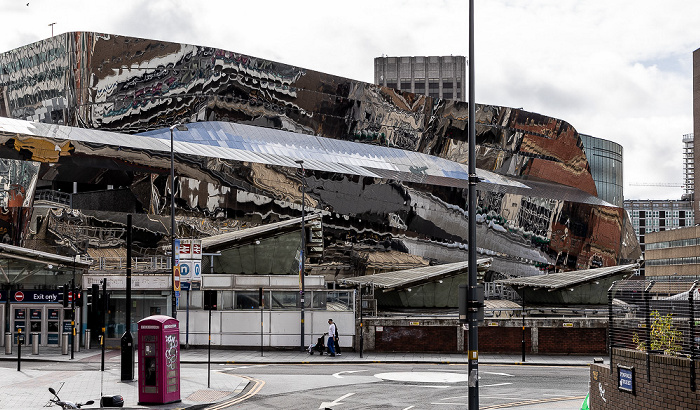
539;328;607;354
590;348;700;409
374;326;456;352
478;326;530;354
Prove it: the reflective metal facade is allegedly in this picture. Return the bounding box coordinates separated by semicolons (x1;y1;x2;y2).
580;134;623;208
0;32;640;284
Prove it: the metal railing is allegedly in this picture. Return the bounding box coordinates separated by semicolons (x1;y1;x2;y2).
608;279;698;390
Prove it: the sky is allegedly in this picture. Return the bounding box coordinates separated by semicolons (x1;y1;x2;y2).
2;0;700;200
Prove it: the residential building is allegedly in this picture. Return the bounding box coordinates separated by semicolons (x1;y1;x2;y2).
624;199;694;275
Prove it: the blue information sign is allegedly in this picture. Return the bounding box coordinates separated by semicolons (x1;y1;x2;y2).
618;366;634;393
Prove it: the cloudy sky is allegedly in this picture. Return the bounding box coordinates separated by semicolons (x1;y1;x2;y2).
3;0;700;200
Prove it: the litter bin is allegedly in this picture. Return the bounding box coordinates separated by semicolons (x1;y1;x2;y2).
4;333;11;355
61;333;69;355
31;333;39;355
85;329;91;350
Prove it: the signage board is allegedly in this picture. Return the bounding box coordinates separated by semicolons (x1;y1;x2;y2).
11;290;61;303
180;260;192;278
618;366;634;393
179;239;191;259
192;240;202;259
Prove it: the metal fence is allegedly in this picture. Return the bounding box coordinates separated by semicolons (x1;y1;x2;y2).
609;279;699;389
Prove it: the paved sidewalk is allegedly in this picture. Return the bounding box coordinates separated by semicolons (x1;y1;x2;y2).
0;346;602;409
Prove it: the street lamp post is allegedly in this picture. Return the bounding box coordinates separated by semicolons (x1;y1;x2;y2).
170;123;188;319
467;0;479;408
295;160;306;352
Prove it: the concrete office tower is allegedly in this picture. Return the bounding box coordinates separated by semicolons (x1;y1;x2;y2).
693;48;700;223
374;56;466;101
683;133;694;200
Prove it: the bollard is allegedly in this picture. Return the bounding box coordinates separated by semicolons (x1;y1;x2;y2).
4;334;11;355
31;333;39;355
85;329;91;350
61;333;69;355
73;334;80;353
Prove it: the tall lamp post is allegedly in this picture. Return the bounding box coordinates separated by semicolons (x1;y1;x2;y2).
170;123;188;319
295;160;306;352
467;0;479;408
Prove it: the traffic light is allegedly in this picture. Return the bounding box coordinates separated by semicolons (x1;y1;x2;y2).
90;284;99;307
62;285;69;307
75;287;83;307
204;290;217;310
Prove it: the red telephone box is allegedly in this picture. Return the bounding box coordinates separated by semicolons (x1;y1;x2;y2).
137;315;181;405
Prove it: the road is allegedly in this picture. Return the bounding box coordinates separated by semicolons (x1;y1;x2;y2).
206;363;589;409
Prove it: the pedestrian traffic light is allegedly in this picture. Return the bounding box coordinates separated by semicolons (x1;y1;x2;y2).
75;287;83;307
62;285;69;307
90;284;99;308
203;290;217;310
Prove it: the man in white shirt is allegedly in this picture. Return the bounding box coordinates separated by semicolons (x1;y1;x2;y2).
327;319;337;357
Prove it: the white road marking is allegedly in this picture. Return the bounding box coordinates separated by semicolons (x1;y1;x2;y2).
401;406;415;410
482;371;515;377
333;370;368;378
319;392;355;409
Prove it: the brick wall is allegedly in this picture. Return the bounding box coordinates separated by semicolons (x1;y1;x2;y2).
589;348;700;409
478;326;530;353
364;318;608;353
374;326;456;352
538;328;607;354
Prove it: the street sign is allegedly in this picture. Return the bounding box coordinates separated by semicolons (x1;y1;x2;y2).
179;239;192;259
173;265;181;292
14;291;24;302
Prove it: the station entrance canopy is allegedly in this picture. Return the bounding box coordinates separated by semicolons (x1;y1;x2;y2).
339;258;493;292
0;243;91;285
495;263;640;305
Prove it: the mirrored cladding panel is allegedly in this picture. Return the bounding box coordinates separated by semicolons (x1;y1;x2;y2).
0;32;639;280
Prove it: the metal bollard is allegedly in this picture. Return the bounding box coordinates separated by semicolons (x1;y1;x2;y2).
73;334;80;353
4;334;11;355
85;329;91;350
31;333;39;355
61;333;69;355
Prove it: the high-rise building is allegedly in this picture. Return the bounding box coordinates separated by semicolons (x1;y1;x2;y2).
374;56;466;101
580;134;623;207
684;133;694;199
692;47;700;222
623;199;694;275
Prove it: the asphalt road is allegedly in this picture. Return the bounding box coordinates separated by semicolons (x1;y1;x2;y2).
206;362;589;409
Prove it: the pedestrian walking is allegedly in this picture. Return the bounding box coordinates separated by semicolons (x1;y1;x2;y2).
334;321;341;355
327;319;337;357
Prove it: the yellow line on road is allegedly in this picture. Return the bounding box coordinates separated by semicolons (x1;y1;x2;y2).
204;375;265;409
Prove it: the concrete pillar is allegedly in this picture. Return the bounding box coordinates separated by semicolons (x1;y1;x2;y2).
531;326;539;354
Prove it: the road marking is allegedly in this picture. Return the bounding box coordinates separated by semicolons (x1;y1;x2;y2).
401;407;415;410
482;371;514;377
319;392;355;409
204;375;265;410
481;382;513;388
222;365;269;369
333;370;367;378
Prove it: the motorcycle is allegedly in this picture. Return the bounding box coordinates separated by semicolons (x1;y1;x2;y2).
46;386;94;409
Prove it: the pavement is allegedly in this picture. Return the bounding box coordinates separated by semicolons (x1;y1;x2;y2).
0;345;602;409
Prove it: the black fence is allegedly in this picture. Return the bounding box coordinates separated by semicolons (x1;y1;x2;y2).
609;279;699;390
